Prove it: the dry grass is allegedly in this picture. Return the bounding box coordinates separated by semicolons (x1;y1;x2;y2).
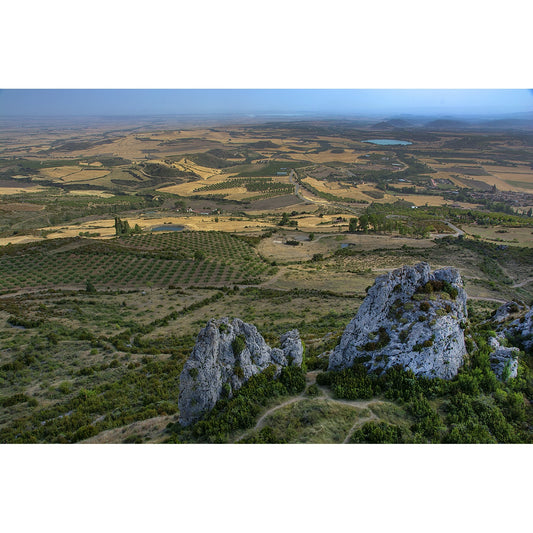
258;234;334;262
65;190;114;198
0;186;46;195
58;169;111;183
485;165;533;191
157;171;234;195
428;162;533;193
0;235;45;246
301;151;361;164
394;194;450;206
0;202;45;212
40;167;111;183
303;177;397;203
158;172;293;201
79;161;103;167
461;224;533;247
41;167;81;180
81;414;176;443
171;157;222;180
270;266;374;293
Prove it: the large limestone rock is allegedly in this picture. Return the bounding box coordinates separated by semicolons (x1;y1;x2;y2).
178;317;303;426
328;262;467;379
506;307;533;353
491;301;528;324
488;335;519;380
487;301;532;379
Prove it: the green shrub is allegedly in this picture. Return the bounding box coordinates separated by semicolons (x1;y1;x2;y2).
234;364;244;379
232;335;246;356
0;393;30;408
350;422;404;444
359;327;391;351
279;366;306;394
306;384;320;396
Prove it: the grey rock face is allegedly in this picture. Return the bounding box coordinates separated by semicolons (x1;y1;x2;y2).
178;318;303;426
280;329;304;367
488;335;519;380
492;301;527;324
489;302;532;376
328;262;467;379
507;308;533;353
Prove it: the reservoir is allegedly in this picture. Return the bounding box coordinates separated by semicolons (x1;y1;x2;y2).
362;139;412;146
151;225;185;232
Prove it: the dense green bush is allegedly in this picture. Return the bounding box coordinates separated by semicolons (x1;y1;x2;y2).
350;422;405;444
232;335;246;356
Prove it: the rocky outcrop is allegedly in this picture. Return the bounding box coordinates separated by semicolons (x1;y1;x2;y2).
178;318;303;426
506;307;533;353
491;301;528;324
328;262;468;379
488;334;519;380
487;301;532;379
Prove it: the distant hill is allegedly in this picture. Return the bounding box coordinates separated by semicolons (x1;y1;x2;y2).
480;118;533;130
373;119;414;129
424;119;469;130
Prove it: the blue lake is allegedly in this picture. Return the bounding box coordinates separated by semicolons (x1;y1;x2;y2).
362;139;412;146
151;225;185;232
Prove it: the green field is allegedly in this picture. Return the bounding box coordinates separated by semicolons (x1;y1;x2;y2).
0;232;276;292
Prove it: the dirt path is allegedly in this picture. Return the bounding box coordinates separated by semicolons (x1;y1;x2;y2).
0;285;87;299
512;277;533;288
258;267;288;287
235;395;306;442
468;296;508;304
234;371;384;443
343;413;378;444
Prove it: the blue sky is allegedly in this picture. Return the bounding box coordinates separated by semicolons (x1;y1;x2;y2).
0;89;531;117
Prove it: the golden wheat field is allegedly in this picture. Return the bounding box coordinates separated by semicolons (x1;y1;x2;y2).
0;185;45;195
302;177;397;203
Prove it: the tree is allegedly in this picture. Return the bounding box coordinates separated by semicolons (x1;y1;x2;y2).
114;217;139;236
85;279;97;293
194;250;206;261
114;216;123;236
308;232;315;241
278;212;290;226
348;218;358;233
358;214;369;232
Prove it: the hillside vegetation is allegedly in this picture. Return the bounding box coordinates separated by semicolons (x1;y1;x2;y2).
1;119;532;443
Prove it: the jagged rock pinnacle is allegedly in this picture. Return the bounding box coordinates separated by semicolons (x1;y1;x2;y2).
178;318;303;426
328;262;468;379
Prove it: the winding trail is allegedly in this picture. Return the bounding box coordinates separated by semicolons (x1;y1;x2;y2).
234;395;306;442
234;370;384;443
467;296;508;304
512;277;533;288
343;413;378;444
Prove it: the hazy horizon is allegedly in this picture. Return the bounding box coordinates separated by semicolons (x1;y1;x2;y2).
1;89;532;119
